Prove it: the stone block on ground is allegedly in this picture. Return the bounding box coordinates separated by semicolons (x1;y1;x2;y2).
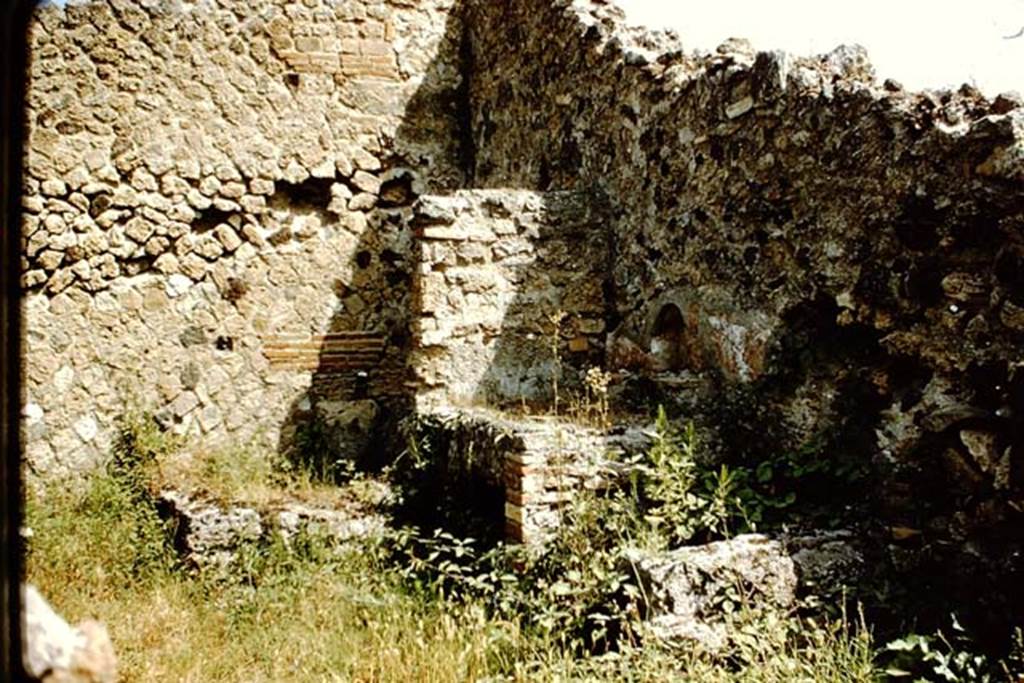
22;584;117;683
627;531;864;650
159;490;263;569
158;487;390;569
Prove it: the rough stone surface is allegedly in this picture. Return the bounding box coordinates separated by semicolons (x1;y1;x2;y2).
22;584;117;683
158;488;388;569
21;0;464;473
159;490;263;569
628;532;864;650
411;190;609;408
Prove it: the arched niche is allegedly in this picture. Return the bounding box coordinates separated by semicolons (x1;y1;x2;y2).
649;303;685;372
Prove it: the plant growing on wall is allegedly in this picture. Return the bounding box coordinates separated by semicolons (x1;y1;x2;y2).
583;366;613;429
547;308;567;416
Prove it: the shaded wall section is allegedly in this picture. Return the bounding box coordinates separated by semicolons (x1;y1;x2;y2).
465;0;1024;637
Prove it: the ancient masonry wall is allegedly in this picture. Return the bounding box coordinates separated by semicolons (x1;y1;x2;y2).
20;0;1024;584
410;189;608;410
410;407;646;544
21;0;464;474
467;0;1024;543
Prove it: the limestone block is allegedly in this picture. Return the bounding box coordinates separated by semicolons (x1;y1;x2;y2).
40;178;67;197
23;196;44;214
194;235;225;260
124;217;155;244
628;532;863;650
352;170;381;195
129;167;158;192
22;585;117;683
43;214;66;235
38;250;64;272
213;198;241;213
73;414;98;442
239;194;266;213
153;253;180;275
23;270;47;288
213;224;242;252
249;178;275;196
145;235;171;257
219;180;246;200
348;192;376;211
186;188;213;210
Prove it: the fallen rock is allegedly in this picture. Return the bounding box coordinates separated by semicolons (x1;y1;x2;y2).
627;532;863;650
22;584;117;683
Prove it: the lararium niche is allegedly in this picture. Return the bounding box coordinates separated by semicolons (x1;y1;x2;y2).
648;302;686;372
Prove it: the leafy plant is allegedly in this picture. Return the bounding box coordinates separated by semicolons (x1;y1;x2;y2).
714;435;871;529
631;406;748;547
582;366;613;428
547;308;567;416
392;487;644;655
111;405;181;499
26;408;179;588
879;617;1002;682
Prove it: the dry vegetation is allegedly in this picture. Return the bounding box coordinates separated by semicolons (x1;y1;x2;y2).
22;410;885;682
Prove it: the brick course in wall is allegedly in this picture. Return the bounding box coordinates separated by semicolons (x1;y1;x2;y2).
20;0;463;473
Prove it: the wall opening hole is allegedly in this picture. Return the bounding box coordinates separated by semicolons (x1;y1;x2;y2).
378;173;415;207
285;73;300;90
215;336;234;351
193;207;234;234
274;176;334;212
650;303;685;372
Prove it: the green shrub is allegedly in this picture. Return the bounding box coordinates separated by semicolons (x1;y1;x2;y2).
26;408;179;595
879;617;1015;683
632;406;749;546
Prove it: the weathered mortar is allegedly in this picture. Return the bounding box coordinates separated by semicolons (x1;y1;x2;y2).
21;0;466;473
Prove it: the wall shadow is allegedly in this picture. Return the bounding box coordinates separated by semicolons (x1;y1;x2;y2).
275;1;470;479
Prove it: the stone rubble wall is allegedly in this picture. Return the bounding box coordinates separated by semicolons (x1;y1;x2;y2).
157;488;389;570
466;0;1024;571
21;0;465;474
19;0;1024;630
410;189;609;409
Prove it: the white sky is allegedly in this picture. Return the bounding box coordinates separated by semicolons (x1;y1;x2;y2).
616;0;1024;96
